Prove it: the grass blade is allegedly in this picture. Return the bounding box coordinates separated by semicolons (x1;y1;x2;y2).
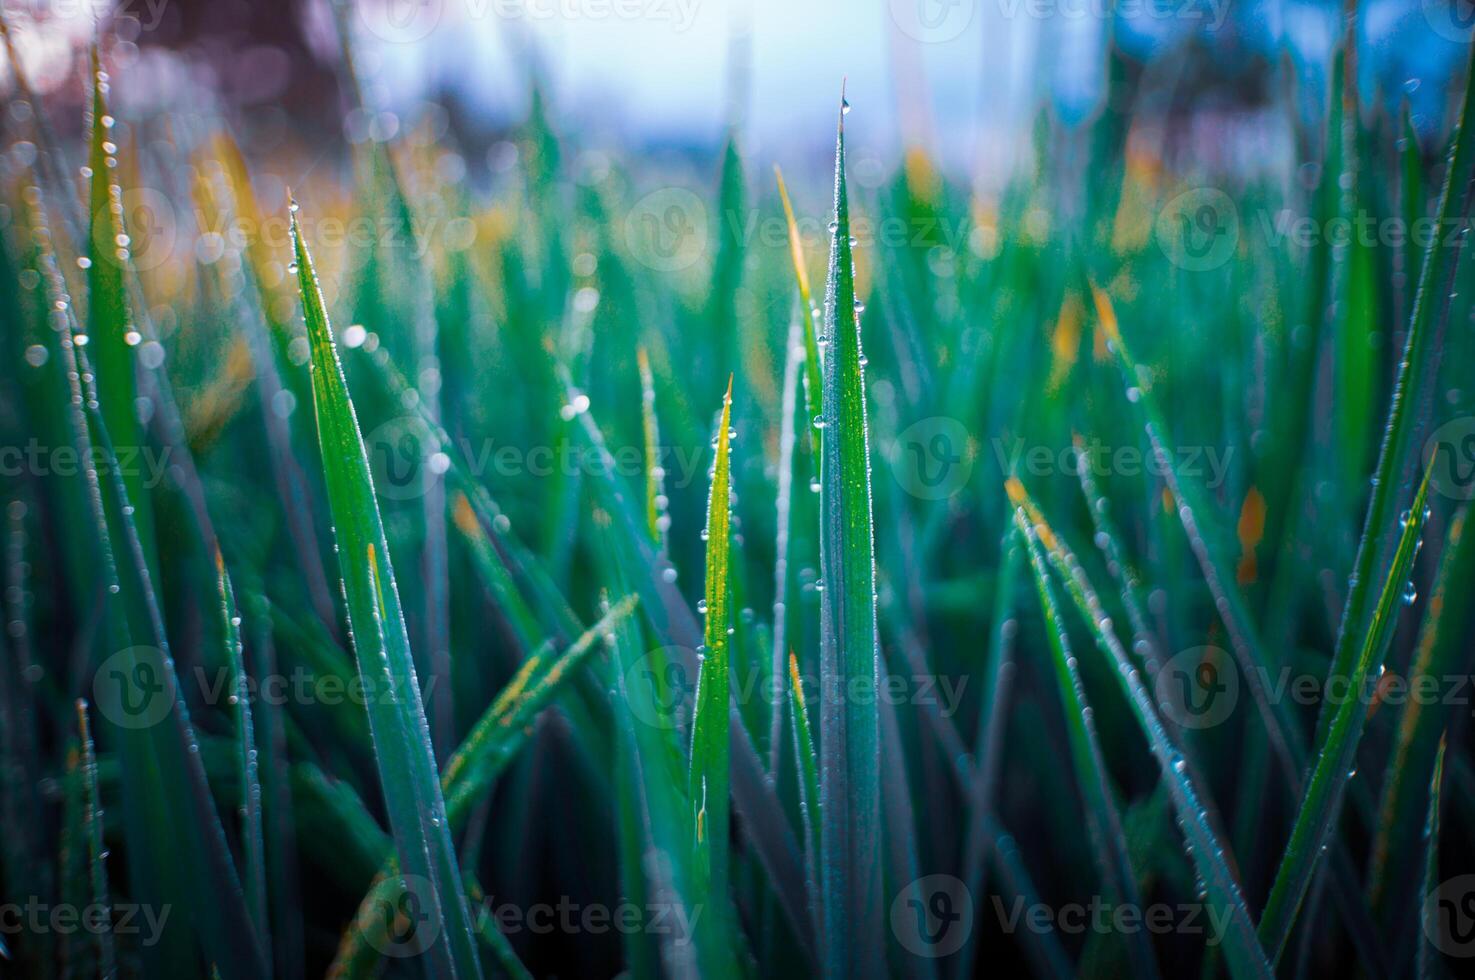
1316;42;1475;744
75;700;116;979
816;87;884;979
332;596;639;973
1014;513;1160;980
775;165;823;429
84;49;156;576
290;201;482;979
29;165;267;979
1371;507;1475;923
1007;478;1271;980
1416;736;1448;980
788;652;821;938
688;376;737;968
1257;465;1436;960
217;550;269;948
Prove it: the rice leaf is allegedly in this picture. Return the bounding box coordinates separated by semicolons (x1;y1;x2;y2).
775;165;823;427
1317;41;1474;744
332;596;639;974
1371;508;1475;923
688;376;738;968
1258;466;1436;960
76;700;116;979
30;163;267;980
1416;736;1447;980
816;87;884;979
638;346;668;549
1014;513;1160;980
217;550;269;947
1006;477;1271;980
290;200;482;979
788;652;821;936
83;48;156;576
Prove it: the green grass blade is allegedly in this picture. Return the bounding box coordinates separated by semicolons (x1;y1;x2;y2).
1014;513;1161;980
1258;465;1436;961
217;550;269;948
559;368;814;954
332;596;638;973
76;700;116;979
638;346;668;550
83;48;156;577
775;165;823;428
289;201;482;980
1317;42;1475;744
1371;507;1475;922
816;88;884;979
688;376;737;968
1416;735;1448;980
1089;284;1297;776
769;308;807;774
1008;478;1271;980
1089;285;1394;973
787;652;821;936
601;537;703;979
30;168;267;979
